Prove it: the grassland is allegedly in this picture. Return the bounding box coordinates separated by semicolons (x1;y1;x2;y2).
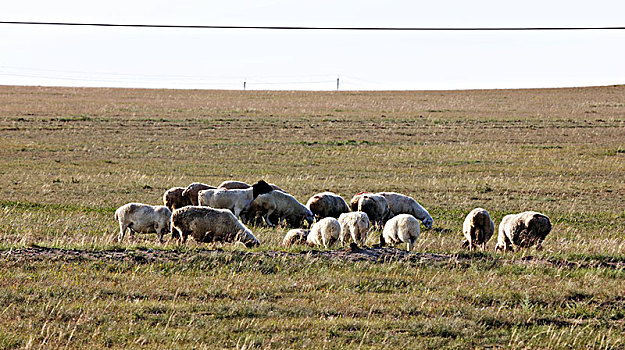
0;85;624;349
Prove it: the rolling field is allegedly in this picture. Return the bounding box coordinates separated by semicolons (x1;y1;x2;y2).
0;85;624;349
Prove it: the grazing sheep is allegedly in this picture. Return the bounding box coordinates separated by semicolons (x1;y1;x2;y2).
496;211;552;252
376;192;433;229
171;206;260;247
338;211;371;246
306;192;350;219
356;193;390;229
218;180;286;192
282;229;309;247
163;187;191;211
462;208;495;250
307;217;341;248
197;180;274;218
380;214;421;251
182;182;215;206
114;203;172;243
246;190;314;227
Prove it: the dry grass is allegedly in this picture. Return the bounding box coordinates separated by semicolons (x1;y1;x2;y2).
0;85;624;348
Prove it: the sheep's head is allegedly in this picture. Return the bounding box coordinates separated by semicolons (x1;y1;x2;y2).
252;180;274;199
237;228;260;248
304;209;314;226
422;216;433;229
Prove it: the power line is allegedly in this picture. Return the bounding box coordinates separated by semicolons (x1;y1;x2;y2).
1;21;625;31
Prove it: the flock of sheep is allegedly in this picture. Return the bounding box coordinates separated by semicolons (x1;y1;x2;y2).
114;179;552;252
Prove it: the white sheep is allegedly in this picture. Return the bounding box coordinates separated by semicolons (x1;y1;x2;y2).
355;193;390;229
171;206;260;247
380;214;421;251
246;190;314;227
182;182;215;206
376;192;433;229
197;180;274;218
282;229;309;247
338;211;371;246
306;192;350;219
496;211;552;252
114;203;172;243
163;187;191;211
462;208;495;250
307;217;341;248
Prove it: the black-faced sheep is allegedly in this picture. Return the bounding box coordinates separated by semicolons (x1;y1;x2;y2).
163;187;192;211
307;217;341;248
338;211;371;246
114;203;172;243
246;190;314;227
182;182;216;206
462;208;495;250
282;229;309;247
306;192;350;219
356;193;390;229
380;214;420;251
171;206;260;247
495;211;552;252
376;192;433;229
197;180;274;218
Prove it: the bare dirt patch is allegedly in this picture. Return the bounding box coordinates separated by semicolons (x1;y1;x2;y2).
3;244;624;270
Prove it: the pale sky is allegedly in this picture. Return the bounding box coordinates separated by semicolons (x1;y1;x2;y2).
1;1;624;90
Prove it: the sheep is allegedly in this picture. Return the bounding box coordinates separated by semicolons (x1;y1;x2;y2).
114;203;172;243
282;229;309;247
380;214;421;251
306;192;350;219
376;192;433;229
356;193;390;229
218;180;286;192
197;180;274;218
496;211;552;252
163;187;191;211
462;208;495;250
218;180;251;190
246;190;314;227
171;206;260;247
307;217;341;248
338;211;371;246
182;182;216;206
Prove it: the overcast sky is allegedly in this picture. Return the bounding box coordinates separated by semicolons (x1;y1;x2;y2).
1;1;624;90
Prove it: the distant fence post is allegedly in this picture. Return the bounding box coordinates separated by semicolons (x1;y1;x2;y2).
337;77;339;91
244;80;246;90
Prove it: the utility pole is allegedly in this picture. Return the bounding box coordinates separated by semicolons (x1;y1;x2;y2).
337;77;339;91
243;79;246;91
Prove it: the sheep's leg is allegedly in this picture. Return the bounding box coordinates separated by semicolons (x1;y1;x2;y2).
158;230;165;244
263;209;276;227
118;223;127;242
234;205;244;220
407;241;414;252
536;240;544;251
